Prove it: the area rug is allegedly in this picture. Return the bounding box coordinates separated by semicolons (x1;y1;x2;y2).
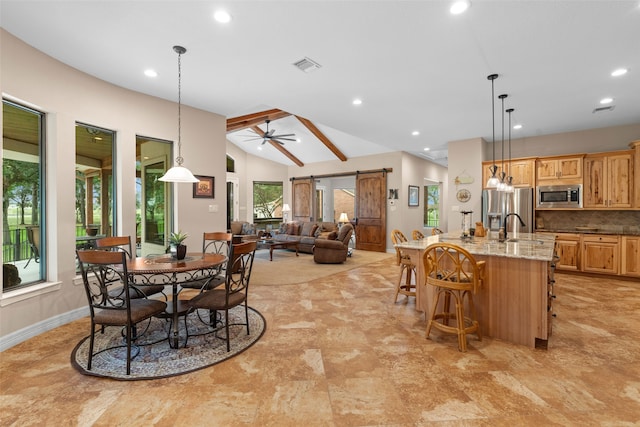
250;249;393;286
71;306;265;381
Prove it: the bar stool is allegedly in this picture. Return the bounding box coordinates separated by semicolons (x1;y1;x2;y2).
423;243;485;352
391;229;417;302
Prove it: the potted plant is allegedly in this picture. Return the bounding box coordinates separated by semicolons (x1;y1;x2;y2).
169;230;188;260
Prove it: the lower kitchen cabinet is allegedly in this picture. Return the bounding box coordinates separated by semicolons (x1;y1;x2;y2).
538;233;581;271
621;236;640;277
582;235;620;275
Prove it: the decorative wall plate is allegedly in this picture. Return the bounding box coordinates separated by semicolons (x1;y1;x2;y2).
456;189;471;203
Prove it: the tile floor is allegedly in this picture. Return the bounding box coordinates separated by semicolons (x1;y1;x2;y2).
1;254;640;426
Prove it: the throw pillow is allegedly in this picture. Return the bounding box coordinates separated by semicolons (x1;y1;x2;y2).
300;222;317;237
241;222;254;235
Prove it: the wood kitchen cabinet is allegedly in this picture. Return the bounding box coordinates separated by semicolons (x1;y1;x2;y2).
536;156;583;184
621;236;640;277
482;158;535;188
583;151;633;209
537;232;580;271
582;234;620;275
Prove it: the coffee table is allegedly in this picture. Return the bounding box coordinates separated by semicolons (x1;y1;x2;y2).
259;239;299;261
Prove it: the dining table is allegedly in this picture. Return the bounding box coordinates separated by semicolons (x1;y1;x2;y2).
127;252;227;348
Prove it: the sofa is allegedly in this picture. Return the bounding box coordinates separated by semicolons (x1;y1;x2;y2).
229;221;259;242
313;223;354;264
273;221;339;254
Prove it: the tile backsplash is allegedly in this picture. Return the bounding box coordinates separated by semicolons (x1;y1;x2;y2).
535;210;640;235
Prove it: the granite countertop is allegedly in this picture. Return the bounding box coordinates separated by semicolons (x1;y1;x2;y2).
395;231;556;262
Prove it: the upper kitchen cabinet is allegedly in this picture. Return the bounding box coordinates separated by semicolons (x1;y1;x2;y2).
583;151;633;209
536;155;583;184
482;158;535;188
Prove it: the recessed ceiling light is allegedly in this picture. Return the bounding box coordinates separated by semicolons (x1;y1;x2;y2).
214;10;232;23
513;124;522;130
257;146;263;151
450;0;470;15
611;68;628;77
296;138;301;143
412;131;420;136
352;99;362;105
144;69;158;78
423;147;430;151
600;97;613;104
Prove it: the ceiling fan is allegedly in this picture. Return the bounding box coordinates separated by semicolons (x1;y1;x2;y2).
245;119;296;145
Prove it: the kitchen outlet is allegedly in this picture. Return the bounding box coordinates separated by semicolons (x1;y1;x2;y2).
451;205;460;212
208;204;219;213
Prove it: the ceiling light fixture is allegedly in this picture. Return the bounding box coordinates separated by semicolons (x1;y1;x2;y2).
513;124;522;130
144;69;158;78
486;74;500;188
159;46;199;183
412;131;420;136
450;0;471;14
213;10;232;23
611;68;628;77
352;99;363;105
423;147;430;151
497;93;508;191
600;97;613;104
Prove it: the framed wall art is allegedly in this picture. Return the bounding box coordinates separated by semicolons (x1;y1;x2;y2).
408;185;419;207
193;175;215;198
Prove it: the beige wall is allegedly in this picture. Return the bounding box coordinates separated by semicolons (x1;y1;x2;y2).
1;30;227;344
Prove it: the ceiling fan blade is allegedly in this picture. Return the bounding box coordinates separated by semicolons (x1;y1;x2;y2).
272;139;286;145
273;137;297;142
266;129;276;137
244;136;264;141
271;133;296;138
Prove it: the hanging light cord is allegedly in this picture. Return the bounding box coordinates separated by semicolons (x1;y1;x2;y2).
508;108;513;178
175;46;186;167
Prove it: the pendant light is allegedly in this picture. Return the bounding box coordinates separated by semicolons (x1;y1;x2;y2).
486;74;500;188
159;45;199;183
497;93;508;191
503;108;515;193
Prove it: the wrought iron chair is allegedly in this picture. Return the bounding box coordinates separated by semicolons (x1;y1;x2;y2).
24;226;40;268
179;232;232;293
188;241;257;351
95;236;165;300
423;243;485;352
76;250;167;375
390;229;417;302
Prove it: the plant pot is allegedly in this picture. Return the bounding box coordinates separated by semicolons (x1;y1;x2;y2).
170;244;187;260
86;227;99;236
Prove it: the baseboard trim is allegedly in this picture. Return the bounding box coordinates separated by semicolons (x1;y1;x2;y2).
0;307;88;352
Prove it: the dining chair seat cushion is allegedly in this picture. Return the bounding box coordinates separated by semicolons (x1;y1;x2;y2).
180;275;225;291
188;289;246;310
93;299;167;326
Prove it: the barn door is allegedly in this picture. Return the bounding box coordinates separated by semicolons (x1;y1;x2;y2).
355;171;387;252
291;178;315;222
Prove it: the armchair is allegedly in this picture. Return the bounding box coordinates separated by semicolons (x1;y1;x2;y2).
313;223;353;264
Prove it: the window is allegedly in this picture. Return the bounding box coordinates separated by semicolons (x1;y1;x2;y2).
253;181;283;229
75;123;116;245
424;184;440;227
2;99;45;289
136;136;173;256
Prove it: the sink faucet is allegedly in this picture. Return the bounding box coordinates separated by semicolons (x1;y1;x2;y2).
503;213;526;240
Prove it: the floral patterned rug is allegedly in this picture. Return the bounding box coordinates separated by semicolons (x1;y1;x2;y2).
71;306;265;381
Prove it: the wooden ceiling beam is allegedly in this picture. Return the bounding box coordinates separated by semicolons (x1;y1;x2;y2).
250;125;304;167
227;109;291;132
295;115;347;162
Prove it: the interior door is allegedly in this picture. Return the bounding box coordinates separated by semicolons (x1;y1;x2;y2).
292;178;315;222
355;171;387;252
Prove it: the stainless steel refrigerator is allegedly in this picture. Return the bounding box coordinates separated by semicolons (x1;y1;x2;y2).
481;188;534;234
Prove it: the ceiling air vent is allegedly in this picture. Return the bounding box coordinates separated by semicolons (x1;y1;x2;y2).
593;105;615;113
293;57;322;73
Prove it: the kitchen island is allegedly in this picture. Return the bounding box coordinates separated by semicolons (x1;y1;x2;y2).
395;232;556;348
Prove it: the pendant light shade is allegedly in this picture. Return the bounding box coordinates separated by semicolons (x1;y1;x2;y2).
159;45;199;183
486;74;500;188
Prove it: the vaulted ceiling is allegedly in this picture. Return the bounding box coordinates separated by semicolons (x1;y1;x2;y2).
2;1;639;169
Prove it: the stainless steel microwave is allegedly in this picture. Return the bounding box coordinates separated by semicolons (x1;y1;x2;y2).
537;184;582;208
